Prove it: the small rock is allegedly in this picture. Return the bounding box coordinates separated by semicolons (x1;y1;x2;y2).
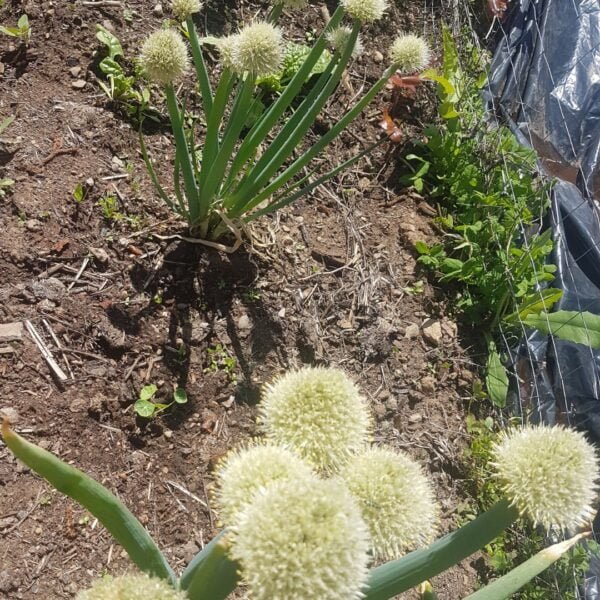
385;396;398;412
153;3;163;16
69;66;82;78
409;412;423;424
89;247;109;264
85;177;95;188
373;403;386;420
71;79;86;90
372;50;384;63
190;321;209;344
30;277;66;302
24;218;42;231
0;570;14;593
422;319;443;346
0;407;19;423
164;429;173;439
69;398;87;413
421;376;435;394
404;323;420;339
237;314;251;330
0;322;23;342
37;299;56;311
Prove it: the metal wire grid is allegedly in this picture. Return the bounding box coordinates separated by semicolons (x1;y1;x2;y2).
418;0;600;597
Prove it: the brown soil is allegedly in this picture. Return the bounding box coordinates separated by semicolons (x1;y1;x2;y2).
0;1;482;598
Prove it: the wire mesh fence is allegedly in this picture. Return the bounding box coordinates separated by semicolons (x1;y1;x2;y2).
417;0;600;596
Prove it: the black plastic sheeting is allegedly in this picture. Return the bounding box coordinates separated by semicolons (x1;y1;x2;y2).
484;0;600;596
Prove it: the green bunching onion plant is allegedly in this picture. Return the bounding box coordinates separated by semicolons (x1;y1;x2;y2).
138;0;425;242
3;367;598;599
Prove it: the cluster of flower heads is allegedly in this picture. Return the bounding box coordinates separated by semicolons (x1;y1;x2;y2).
139;0;433;87
215;366;439;599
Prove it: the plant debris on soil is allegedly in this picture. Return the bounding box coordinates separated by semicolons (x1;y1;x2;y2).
0;1;485;598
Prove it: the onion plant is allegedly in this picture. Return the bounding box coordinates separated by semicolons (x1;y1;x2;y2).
3;367;598;599
139;0;416;243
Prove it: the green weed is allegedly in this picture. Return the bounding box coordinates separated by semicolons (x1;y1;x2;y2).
0;14;31;43
205;344;237;382
134;384;188;418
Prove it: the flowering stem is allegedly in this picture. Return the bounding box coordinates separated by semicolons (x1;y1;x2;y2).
179;531;239;600
1;420;176;584
364;499;519;600
165;84;202;225
186;16;213;117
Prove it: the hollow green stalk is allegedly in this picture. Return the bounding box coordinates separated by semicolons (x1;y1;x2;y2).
363;499;519;600
2;420;175;584
165;84;201;227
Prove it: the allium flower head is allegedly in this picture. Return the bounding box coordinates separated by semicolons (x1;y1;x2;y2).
230;477;370;600
76;574;187;600
215;443;314;526
340;0;388;23
140;29;189;85
210;34;239;71
259;367;371;472
389;34;431;73
231;22;283;77
340;447;438;559
492;425;599;529
327;26;363;58
171;0;201;21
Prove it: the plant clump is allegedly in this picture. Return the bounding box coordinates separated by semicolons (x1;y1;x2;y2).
277;0;309;8
389;34;431;73
76;574;188;600
140;29;189;85
340;0;388;23
340;447;439;559
492;425;599;530
258;366;371;472
229;477;370;600
214;443;314;525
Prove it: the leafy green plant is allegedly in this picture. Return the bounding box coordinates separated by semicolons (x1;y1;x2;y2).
95;25;154;120
408;30;556;328
73;182;87;203
133;384;188;418
0;177;14;199
205;344;237;382
138;1;414;242
0;14;31;43
3;365;597;599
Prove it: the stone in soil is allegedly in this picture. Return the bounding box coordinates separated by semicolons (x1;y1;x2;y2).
0;322;23;342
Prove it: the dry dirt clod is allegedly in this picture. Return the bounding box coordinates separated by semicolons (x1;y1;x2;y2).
69;66;82;78
422;319;443;346
89;247;109;264
30;277;66;302
71;79;86;90
404;323;420;339
153;3;163;16
0;322;23;342
421;375;436;394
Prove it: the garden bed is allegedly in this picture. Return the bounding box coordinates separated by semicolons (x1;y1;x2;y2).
0;0;483;597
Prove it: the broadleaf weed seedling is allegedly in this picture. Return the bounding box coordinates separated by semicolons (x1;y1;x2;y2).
134;383;189;418
0;14;31;43
138;0;429;242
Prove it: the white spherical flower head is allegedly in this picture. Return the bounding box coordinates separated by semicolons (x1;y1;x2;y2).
340;447;438;559
340;0;388;23
171;0;201;21
492;425;599;530
327;26;363;58
140;29;189;85
230;477;370;600
259;367;371;472
215;443;314;526
231;22;283;77
76;574;188;600
389;34;431;73
211;34;239;71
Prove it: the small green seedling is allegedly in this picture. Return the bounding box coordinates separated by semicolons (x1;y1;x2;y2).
134;384;188;418
206;344;237;382
0;14;31;43
95;24;154;120
0;178;14;199
73;182;87;203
